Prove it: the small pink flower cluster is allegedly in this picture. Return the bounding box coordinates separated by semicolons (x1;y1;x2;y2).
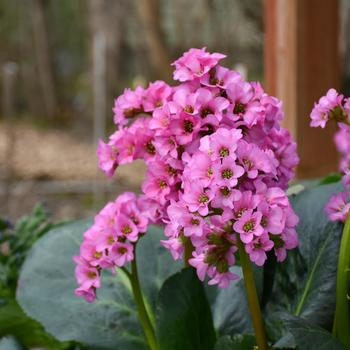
310;88;350;222
81;47;299;293
74;193;156;302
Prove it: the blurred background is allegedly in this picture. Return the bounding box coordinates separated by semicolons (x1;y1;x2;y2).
0;0;350;222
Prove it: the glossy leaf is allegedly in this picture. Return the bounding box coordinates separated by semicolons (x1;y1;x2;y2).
0;336;24;350
281;313;346;350
17;220;181;350
208;264;263;337
333;213;350;348
156;268;216;350
0;295;62;349
214;334;256;350
266;182;344;333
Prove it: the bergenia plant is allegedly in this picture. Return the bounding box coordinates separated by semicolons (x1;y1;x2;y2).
74;48;299;350
310;88;350;222
310;89;350;347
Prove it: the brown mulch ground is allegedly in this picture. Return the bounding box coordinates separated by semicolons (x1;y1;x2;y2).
0;121;146;221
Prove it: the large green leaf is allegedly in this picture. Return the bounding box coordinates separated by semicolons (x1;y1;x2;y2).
333;212;350;348
0;336;24;350
207;265;263;337
209;267;252;336
17;220;181;350
0;294;62;349
266;182;344;334
281;314;346;350
156;268;216;350
214;334;256;350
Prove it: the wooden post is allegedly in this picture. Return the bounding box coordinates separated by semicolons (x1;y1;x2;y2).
92;31;107;148
91;30;107;207
264;0;339;178
31;0;58;119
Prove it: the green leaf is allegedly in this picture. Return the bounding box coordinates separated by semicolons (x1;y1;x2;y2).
0;294;62;348
333;212;350;348
266;182;344;333
17;220;181;350
319;173;342;185
0;336;24;350
156;268;216;350
214;334;256;350
208;265;263;336
0;218;10;232
281;313;347;350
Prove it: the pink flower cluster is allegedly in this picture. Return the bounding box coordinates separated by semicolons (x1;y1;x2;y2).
74;193;156;302
310;88;350;222
80;47;299;293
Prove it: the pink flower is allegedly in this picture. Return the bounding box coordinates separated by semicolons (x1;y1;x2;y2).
75;286;96;303
334;123;350;174
78;48;301;293
199;127;242;160
188;252;209;280
142;166;172;205
245;233;274;266
79;239;105;267
74;262;100;303
114;192;148;232
211;186;242;210
233;209;264;243
75;192;159;301
97;139;118;177
226;81;264;127
233;191;260;219
200;65;242;88
237;140;274;179
266;128;299;188
169;113;200;145
172;86;200;115
154;132;179;158
149;106;172;134
310;88;344;128
213;156;244;187
343;170;350;190
113;129;137;165
208;270;239;288
143;80;172;112
110;242;134;267
258;202;285;235
161;237;184;260
167;201;204;237
113;86;145;126
325;191;350;222
182;152;214;187
115;214;139;242
181;183;214;216
196;87;229;122
172;47;226;82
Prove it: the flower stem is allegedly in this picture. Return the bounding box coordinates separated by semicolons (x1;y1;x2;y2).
237;237;268;350
184;238;194;267
128;255;158;350
333;212;350;347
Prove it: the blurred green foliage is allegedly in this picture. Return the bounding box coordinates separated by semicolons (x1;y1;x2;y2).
0;205;81;349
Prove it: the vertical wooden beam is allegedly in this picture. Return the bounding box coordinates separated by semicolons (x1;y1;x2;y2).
31;0;58;119
264;0;339;178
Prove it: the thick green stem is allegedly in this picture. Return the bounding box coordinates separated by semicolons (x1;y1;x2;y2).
128;256;158;350
184;238;194;267
237;237;268;350
333;212;350;347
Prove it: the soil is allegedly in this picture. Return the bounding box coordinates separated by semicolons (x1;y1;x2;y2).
0;121;146;222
